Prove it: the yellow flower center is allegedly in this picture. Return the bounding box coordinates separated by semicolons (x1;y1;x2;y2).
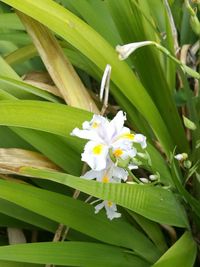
92;121;99;128
102;175;109;183
107;201;113;207
113;148;123;158
92;144;103;155
119;133;134;140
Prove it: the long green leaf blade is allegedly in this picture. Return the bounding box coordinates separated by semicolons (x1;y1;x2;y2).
0;179;160;262
0;242;149;267
19;167;188;227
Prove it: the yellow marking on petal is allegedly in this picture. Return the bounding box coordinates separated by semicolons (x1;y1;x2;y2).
107;201;113;207
92;144;103;155
102;175;109;183
113;148;123;158
119;133;135;140
92;121;99;128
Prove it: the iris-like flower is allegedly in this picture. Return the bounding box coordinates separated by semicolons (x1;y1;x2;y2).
82;161;128;183
82;161;126;220
95;200;121;220
71;111;146;170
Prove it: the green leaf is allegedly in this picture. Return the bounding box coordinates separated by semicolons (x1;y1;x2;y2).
0;100;91;137
19;167;189;227
152;231;197;267
0;198;57;232
0;76;62;102
0;242;149;267
0;179;161;262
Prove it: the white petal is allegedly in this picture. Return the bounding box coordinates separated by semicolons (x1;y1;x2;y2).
107;210;121;220
71;128;102;142
133;134;147;149
82;170;103;180
83;115;108;130
81;141;108;170
112;142;137;161
104;202;121;220
109;111;126;136
112;166;128;181
174;154;183;161
127;147;137;158
94;201;105;214
128;163;138;170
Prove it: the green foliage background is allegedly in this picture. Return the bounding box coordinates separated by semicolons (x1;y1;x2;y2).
0;0;199;266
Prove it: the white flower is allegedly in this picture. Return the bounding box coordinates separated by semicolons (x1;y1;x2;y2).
174;153;188;161
82;161;128;183
116;41;154;60
94;200;121;220
71;111;146;170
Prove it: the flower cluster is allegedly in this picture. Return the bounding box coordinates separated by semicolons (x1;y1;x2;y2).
71;111;147;220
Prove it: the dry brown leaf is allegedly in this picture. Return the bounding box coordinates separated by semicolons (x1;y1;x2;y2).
0;148;60;175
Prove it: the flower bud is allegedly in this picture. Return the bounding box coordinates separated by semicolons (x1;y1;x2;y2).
149;174;158;181
139;178;149;184
183;160;192;169
174;153;188;161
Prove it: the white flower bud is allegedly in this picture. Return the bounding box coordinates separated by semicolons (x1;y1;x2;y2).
116;41;154;60
149;174;158;181
139;178;149;184
174;153;188;161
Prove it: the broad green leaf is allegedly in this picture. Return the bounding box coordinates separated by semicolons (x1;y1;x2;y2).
19;167;188;227
152;231;197;267
0;198;57;232
0;100;91;136
0;179;161;262
0;126;33;150
0;242;149;267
